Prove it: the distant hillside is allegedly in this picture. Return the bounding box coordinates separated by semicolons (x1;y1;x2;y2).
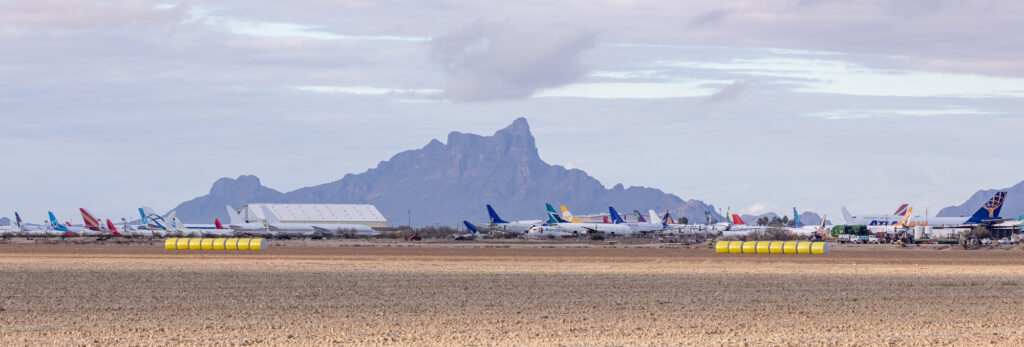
938;180;1024;219
171;118;723;226
0;217;9;226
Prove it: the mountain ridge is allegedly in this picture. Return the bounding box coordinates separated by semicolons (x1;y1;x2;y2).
171;118;724;226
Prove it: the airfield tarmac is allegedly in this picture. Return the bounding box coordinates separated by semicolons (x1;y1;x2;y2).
1;241;1023;345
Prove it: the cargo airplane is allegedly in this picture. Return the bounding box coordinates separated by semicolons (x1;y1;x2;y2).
261;206;378;237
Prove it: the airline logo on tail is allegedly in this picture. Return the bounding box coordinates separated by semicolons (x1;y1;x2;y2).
463;221;479;235
80;208;101;231
215;219;225;229
560;206;581;223
894;204;909;216
896;207;914;227
105;219;120;236
546;204;568;223
634;210;646;223
731;214;745;225
15;212;22;228
486;205;509;224
982;192;1006;218
608;206;626;224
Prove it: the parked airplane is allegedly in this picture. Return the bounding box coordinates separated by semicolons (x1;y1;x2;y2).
659;211;714;235
526;224;575;238
48;211;92;236
486;204;539;235
454;221;491;240
842;203;911;226
225;205;273;236
786;208;828;237
261;206;378;237
904;191;1008;227
722;214;769;237
548;205;632;236
609;206;663;234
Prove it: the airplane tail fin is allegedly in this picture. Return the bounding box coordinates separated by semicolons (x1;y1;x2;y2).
138;208;148;225
648;210;659;225
602;215;610;224
225;205;243;225
546;203;568;223
633;210;646;223
261;206;282;225
608;206;625;224
894;204;909;216
662;210;674;225
818;214;827;233
560;206;581;223
106;219;120;236
463;221;479;235
80;208;101;231
48;211;60;228
966;191;1007;223
841;207;853;224
215;219;225;229
546;210;561;225
731;214;746;225
896;207;914;228
15;212;22;229
486;205;509;224
793;207;803;227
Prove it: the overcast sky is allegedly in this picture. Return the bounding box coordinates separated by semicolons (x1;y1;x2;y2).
2;0;1023;224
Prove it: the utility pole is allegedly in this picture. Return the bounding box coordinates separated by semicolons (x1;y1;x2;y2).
408;209;411;228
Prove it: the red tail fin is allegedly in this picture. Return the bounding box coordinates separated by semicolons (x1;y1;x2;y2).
603;216;610;224
215;218;225;229
106;219;120;236
732;214;746;225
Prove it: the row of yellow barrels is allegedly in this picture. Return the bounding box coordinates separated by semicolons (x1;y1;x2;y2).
164;238;266;251
715;241;829;254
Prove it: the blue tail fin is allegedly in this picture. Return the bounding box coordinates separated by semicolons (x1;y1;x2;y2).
138;208;148;225
546;210;561;224
15;212;22;228
793;207;803;227
662;211;672;227
546;203;567;223
608;206;625;224
966;191;1007;223
463;220;479;235
486;205;509;224
633;210;646;223
48;211;68;231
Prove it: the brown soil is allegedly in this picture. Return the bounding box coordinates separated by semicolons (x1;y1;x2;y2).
1;242;1023;345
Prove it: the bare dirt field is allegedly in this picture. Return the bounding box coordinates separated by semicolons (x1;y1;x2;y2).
2;241;1024;345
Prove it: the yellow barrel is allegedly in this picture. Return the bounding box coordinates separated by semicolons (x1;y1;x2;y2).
783;241;798;254
225;238;239;250
728;241;743;254
176;238;190;250
237;238;251;250
249;238;265;250
756;241;771;254
164;238;178;250
769;241;784;254
200;238;214;250
212;238;226;250
811;242;830;254
715;241;730;253
797;241;812;254
742;241;757;254
188;238;202;250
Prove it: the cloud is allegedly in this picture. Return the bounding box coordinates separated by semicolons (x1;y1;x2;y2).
743;202;771;215
688;8;731;28
430;21;595;102
703;80;755;104
0;0;186;34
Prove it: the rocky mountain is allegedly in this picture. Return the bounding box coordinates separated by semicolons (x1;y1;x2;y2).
171;118;723;226
0;217;9;226
938;180;1024;218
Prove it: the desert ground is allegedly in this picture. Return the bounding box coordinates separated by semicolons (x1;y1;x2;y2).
1;240;1023;345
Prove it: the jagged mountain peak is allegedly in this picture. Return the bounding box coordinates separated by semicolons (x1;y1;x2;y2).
172;118;721;226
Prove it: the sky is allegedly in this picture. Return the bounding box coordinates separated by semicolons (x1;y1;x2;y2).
2;0;1023;224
